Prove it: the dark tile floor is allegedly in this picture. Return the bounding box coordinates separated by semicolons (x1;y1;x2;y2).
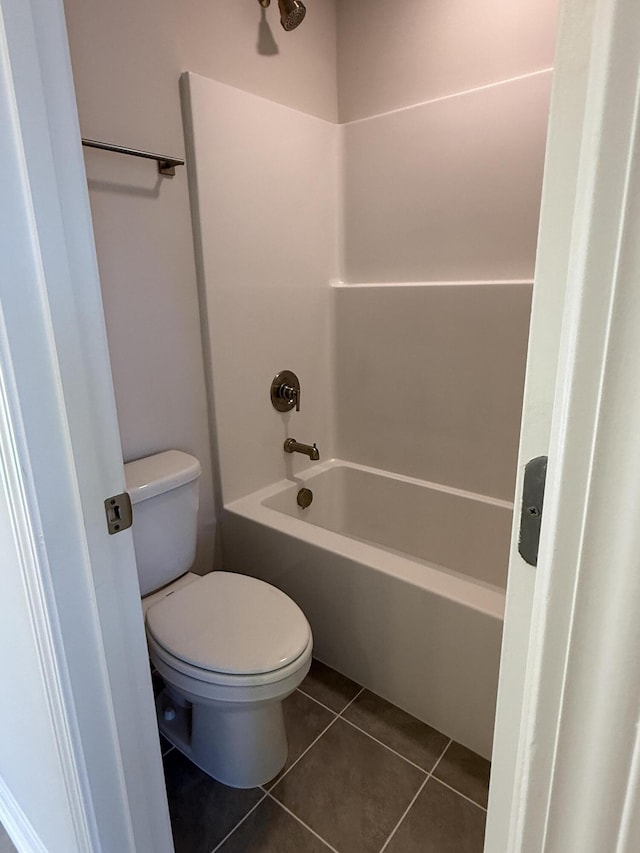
162;659;490;853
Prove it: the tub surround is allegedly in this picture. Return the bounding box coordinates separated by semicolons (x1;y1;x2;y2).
183;73;543;508
182;73;339;505
334;282;532;502
341;70;552;283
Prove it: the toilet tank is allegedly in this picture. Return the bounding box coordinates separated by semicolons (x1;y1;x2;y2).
124;450;201;596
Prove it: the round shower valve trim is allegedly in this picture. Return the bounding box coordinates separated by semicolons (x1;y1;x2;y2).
271;370;301;412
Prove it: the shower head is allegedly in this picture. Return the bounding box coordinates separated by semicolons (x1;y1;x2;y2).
278;0;306;30
258;0;306;32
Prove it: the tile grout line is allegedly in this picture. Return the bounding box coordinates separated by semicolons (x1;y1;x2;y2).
278;684;441;853
209;790;270;853
331;685;440;775
207;686;351;853
301;685;490;808
255;687;366;849
296;687;339;714
337;686;365;717
427;738;489;810
429;738;453;776
378;738;452;853
268;715;340;791
296;686;354;716
205;685;483;853
296;695;488;809
378;775;430;853
430;775;488;812
267;793;342;853
338;716;430;775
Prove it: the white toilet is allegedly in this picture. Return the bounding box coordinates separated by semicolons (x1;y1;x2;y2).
124;449;313;788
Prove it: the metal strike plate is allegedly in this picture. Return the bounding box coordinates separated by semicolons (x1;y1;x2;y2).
518;456;548;566
104;492;133;535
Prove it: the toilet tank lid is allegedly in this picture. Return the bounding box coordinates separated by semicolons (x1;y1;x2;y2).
124;450;201;505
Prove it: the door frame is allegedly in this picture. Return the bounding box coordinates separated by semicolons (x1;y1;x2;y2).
0;0;173;850
487;0;640;849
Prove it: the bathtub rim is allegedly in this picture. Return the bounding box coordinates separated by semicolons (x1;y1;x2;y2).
225;458;507;621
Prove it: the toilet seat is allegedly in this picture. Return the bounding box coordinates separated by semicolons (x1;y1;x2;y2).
145;572;311;681
148;629;312;694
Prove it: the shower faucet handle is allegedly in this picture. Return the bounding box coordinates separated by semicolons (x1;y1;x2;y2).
288;385;301;412
271;370;301;413
280;384;300;411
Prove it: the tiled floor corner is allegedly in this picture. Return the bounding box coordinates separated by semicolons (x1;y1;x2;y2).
162;659;490;853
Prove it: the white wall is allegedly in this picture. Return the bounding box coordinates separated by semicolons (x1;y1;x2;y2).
183;75;339;504
64;0;337;134
337;0;558;122
79;151;217;575
62;0;338;572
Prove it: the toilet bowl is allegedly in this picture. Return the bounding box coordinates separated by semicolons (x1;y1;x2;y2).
144;571;312;787
125;450;313;789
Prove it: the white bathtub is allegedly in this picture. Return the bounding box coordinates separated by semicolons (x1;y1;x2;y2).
223;459;511;758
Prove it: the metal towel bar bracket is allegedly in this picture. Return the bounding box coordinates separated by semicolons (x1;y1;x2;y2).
81;138;185;176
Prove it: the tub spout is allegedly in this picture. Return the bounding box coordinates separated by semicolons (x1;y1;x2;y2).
284;438;319;461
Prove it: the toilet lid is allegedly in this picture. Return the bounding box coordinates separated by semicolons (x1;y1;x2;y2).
145;572;311;676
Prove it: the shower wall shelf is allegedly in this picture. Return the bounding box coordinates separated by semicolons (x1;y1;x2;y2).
81;138;185;176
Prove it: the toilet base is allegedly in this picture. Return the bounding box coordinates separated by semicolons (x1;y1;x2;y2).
156;688;288;788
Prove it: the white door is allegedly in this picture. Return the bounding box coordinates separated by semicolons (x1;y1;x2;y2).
0;0;173;850
486;0;640;849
